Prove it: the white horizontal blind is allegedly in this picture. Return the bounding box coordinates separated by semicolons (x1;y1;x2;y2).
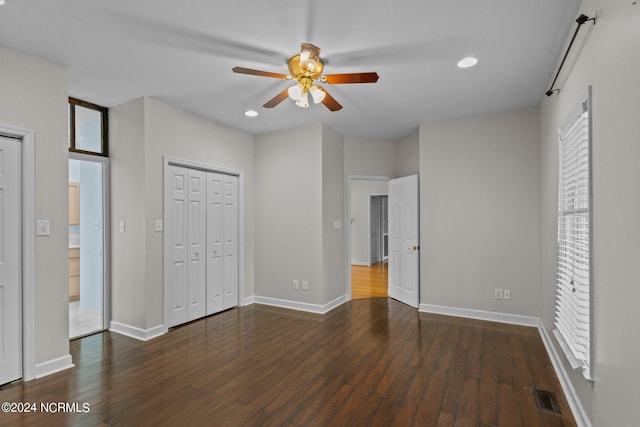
554;88;592;381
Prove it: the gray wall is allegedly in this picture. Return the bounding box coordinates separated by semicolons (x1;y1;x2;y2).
110;97;255;330
0;44;70;366
419;108;541;316
254;124;347;306
344;136;397;177
254;124;324;304
539;1;640;425
395;132;419;176
321;125;346;304
110;98;148;328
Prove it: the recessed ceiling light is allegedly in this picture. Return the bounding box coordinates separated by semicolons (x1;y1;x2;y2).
457;56;478;69
244;110;258;117
0;1;6;5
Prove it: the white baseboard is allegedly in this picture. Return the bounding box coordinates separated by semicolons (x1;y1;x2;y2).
418;303;539;327
252;294;348;314
242;295;256;306
537;321;592;427
109;321;166;341
351;261;370;267
34;354;74;379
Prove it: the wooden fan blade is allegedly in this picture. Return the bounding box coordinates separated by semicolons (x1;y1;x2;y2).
323;72;379;84
320;90;343;111
263;88;291;108
232;67;289;79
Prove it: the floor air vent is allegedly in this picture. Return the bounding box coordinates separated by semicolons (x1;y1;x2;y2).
533;389;561;414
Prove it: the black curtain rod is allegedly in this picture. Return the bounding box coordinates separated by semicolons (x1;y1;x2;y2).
545;14;596;97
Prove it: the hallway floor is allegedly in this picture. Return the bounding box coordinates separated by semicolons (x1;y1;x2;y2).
351;261;388;299
69;301;103;339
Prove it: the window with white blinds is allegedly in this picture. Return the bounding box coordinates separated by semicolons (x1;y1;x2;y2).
554;87;592;381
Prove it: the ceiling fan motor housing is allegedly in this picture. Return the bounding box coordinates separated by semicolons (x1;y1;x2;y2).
288;54;324;81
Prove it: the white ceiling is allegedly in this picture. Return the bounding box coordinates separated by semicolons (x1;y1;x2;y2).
0;0;580;140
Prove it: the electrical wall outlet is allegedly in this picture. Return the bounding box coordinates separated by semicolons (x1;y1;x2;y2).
302;280;309;290
293;280;299;290
494;288;503;300
503;289;511;300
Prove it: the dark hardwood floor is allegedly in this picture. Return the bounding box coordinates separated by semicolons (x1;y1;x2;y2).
0;299;576;426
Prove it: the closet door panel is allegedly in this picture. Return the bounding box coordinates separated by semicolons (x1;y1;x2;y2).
167;165;188;327
187;169;207;321
223;175;239;309
206;172;224;315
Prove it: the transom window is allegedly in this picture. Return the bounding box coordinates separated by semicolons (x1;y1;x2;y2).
69;97;108;156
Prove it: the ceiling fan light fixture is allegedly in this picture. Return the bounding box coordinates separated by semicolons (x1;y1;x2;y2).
244;110;258;117
232;42;377;112
457;56;478;68
309;86;326;104
288;83;303;100
295;91;309;108
300;43;321;73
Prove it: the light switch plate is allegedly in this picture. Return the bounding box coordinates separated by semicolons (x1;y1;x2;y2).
154;219;163;232
36;220;50;236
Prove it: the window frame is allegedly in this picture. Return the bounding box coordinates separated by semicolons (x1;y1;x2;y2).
554;86;593;382
69;97;109;157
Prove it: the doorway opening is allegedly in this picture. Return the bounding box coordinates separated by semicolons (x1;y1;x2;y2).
68;155;110;339
370;194;388;265
347;174;420;307
348;176;390;300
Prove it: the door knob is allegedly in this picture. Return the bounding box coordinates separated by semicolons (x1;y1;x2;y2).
409;245;418;251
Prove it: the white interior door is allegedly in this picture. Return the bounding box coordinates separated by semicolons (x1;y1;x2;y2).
206;172;224;315
167;165;188;327
388;174;419;308
207;172;238;313
187;169;206;321
0;136;22;384
222;175;238;310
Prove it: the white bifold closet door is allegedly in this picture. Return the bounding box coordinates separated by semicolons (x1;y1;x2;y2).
206;172;238;315
167;165;238;328
167;166;207;325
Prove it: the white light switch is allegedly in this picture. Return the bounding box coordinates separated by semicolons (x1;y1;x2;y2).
36;220;50;236
334;220;342;229
119;221;125;233
154;219;163;232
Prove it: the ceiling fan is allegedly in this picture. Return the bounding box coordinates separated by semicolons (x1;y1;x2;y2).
232;43;379;112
